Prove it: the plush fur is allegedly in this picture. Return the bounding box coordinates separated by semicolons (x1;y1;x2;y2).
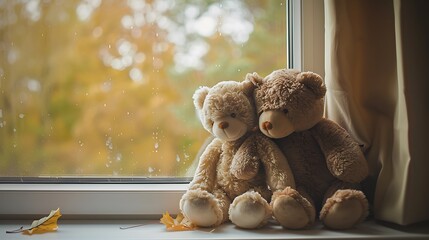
247;69;369;230
180;79;296;229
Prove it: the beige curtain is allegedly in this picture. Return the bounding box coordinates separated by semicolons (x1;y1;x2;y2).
324;0;429;225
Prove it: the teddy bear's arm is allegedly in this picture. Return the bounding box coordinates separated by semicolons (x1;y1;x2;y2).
188;138;223;192
230;136;260;180
256;133;296;191
311;119;369;183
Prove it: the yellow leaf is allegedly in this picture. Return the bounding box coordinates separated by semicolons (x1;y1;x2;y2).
23;208;62;235
160;211;196;231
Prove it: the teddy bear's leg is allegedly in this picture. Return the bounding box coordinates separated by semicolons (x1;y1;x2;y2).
229;190;271;229
254;185;272;202
271;186;316;229
212;188;232;223
320;182;368;230
180;188;230;227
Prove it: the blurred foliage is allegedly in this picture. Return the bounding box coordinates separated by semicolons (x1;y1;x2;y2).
0;0;287;178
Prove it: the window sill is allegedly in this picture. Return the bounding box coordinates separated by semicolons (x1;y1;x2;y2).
0;184;187;218
1;219;429;240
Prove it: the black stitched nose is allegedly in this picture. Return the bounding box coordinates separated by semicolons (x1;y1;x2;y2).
262;121;273;130
218;122;229;129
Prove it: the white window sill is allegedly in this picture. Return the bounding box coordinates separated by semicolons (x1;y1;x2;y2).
0;184;187;217
1;220;429;240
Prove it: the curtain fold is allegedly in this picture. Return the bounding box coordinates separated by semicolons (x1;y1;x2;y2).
324;0;429;225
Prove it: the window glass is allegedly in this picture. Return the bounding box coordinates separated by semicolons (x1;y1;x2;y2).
0;0;287;178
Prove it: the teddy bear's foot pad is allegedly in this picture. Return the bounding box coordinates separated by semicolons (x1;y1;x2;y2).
229;192;270;229
181;191;223;227
273;193;315;229
321;190;368;230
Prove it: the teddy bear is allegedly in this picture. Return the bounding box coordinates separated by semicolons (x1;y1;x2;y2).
244;69;369;230
180;78;296;229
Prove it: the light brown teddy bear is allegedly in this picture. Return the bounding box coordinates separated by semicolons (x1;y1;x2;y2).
246;69;369;230
180;79;295;229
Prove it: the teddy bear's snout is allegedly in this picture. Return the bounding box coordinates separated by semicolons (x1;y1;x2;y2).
262;121;273;131
218;121;229;129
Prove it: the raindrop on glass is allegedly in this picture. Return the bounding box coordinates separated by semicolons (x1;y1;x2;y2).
106;137;113;150
116;153;122;161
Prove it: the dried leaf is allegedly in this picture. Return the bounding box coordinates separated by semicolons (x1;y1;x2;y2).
19;208;61;235
160;211;196;231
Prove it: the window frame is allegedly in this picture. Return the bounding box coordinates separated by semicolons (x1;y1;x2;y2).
289;0;325;76
0;0;324;219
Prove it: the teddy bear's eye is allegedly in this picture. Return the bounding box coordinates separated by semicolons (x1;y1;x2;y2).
283;109;289;114
230;113;237;118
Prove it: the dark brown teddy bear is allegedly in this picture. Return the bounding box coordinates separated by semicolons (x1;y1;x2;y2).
246;69;369;229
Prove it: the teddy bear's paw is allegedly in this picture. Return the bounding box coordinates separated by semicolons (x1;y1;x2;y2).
229;191;271;229
180;190;223;227
272;187;315;229
320;189;369;230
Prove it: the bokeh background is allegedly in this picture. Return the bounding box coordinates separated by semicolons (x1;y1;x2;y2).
0;0;287;178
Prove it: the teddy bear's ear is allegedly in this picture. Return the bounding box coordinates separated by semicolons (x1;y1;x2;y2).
242;79;256;97
193;86;210;110
245;72;263;88
297;71;326;99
